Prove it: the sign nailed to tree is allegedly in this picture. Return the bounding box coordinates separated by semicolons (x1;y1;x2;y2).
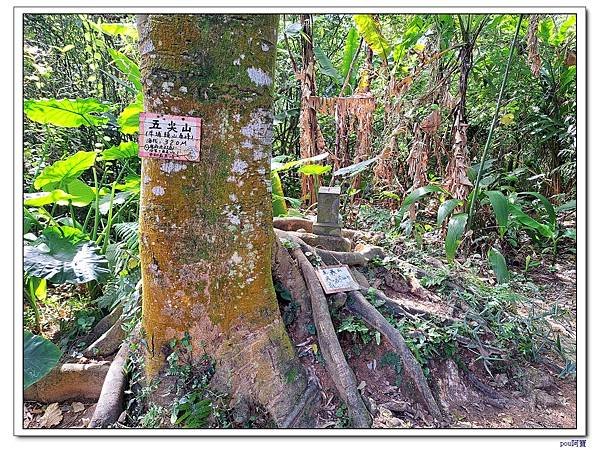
315;264;361;294
138;112;202;161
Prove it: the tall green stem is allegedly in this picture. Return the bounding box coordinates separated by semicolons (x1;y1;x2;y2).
27;278;42;334
467;15;523;230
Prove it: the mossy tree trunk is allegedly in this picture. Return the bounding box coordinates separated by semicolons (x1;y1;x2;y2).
137;14;310;426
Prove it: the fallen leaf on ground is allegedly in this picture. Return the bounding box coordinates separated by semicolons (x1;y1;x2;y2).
39;403;63;428
71;402;85;413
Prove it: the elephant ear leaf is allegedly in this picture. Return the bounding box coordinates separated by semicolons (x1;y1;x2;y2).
118;93;144;135
24;331;61;389
102;141;139;161
24;98;110;128
34;151;97;190
24;227;110;284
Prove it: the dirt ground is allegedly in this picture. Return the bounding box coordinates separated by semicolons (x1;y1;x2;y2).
24;238;577;430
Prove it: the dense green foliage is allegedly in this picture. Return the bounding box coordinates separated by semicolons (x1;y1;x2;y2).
22;13;576;392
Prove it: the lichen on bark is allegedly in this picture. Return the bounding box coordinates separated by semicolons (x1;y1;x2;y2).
137;14;311;426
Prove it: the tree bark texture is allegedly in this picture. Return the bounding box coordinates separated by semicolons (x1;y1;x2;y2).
137;14;309;425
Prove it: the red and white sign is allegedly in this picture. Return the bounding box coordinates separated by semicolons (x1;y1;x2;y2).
138;112;202;161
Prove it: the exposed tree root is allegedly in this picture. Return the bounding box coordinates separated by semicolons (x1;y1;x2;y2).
464;371;510;408
280;379;321;428
273;217;314;233
273;230;471;425
24;362;110;403
365;288;505;364
290;246;372;428
89;342;130;428
83;318;126;358
82;305;123;347
272;218;370;246
346;291;444;421
364;287;456;323
275;229;367;266
272;235;312;321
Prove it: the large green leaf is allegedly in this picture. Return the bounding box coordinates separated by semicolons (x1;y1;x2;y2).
353;14;391;59
313;45;343;85
108;48;142;90
488;247;510;284
24;227;110;284
485;191;509;237
271;152;328;172
519;191;556;229
554;15;576;46
28;179;95;208
333;157;378;178
445;213;468;264
102;141;139;160
24;331;62;390
271;171;288;217
394;15;433;62
118;93;144;134
24;189;74;207
298;164;332;176
399;184;445;217
99;22;138;40
34;151;97;190
62;179;96;207
340;27;360;83
508;203;553;239
24;98;110;127
437;199;462;225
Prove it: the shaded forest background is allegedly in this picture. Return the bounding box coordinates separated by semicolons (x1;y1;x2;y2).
22;13;577;429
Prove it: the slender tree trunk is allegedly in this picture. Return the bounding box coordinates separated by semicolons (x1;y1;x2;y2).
445;17;485;202
298;14;321;205
137;14;311;426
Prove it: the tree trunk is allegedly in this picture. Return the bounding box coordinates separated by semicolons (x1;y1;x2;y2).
298;14;322;206
445;17;482;202
137;14;311;426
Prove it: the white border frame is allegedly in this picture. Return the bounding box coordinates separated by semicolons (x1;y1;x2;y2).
12;4;587;437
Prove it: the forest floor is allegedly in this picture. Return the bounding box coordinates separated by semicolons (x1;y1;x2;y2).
23;209;577;430
285;206;577;429
306;254;576;429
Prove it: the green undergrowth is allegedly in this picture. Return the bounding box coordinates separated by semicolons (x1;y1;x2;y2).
125;332;274;429
373;244;575;378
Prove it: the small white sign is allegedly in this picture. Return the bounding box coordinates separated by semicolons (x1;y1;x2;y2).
315;264;360;294
138;112;202;161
